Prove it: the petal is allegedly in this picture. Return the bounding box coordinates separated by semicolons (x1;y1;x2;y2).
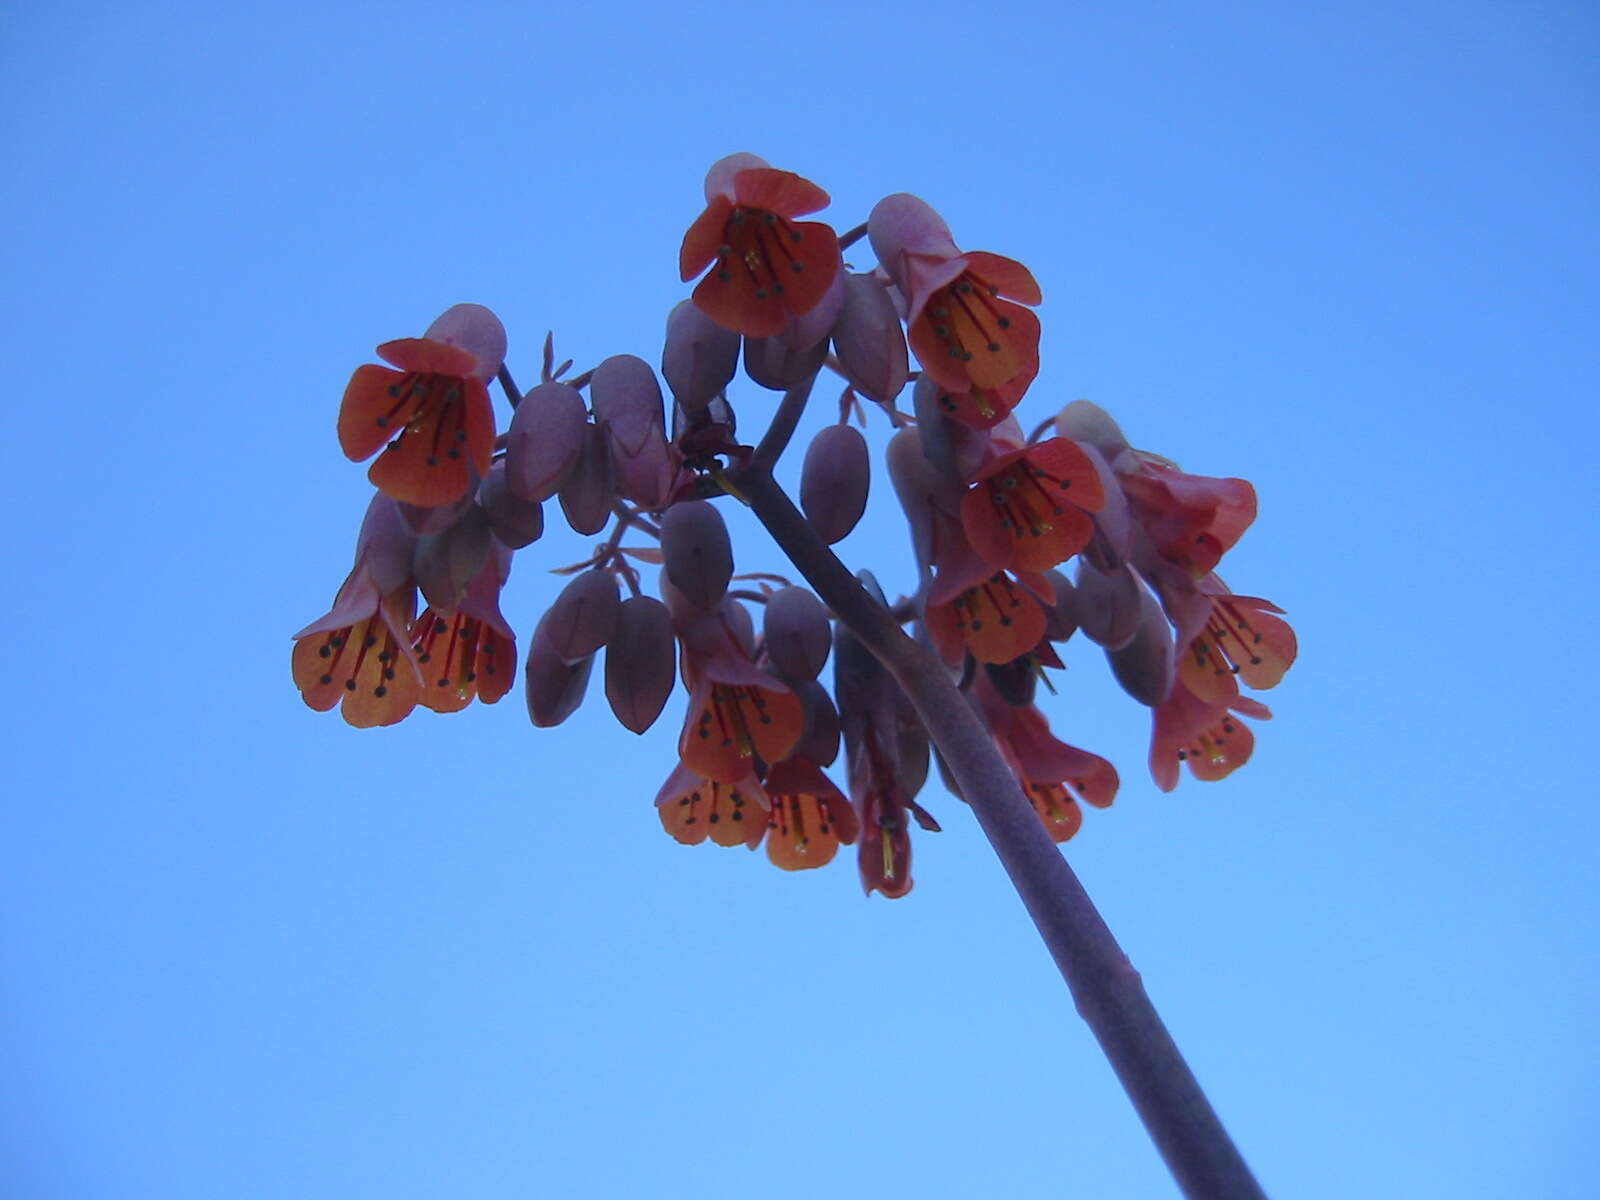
374;337;478;376
365;377;495;508
731;166;830;217
679;195;735;281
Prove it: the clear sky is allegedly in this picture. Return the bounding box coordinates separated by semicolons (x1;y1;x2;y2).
3;3;1596;1197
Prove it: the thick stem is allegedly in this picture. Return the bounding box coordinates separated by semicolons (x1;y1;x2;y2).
730;465;1267;1200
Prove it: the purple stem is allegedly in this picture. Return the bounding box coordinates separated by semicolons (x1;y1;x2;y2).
729;453;1266;1200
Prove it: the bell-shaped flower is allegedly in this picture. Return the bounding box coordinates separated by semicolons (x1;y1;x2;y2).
557;423;615;536
799;424;870;545
504;381;589;502
868;193;1041;395
661;300;741;413
679;153;842;338
589;355;675;509
1175;588;1297;707
477;461;544;548
660;499;733;611
925;569;1053;667
656;762;769;850
338;306;505;508
975;674;1119;843
961;437;1105;573
1149;685;1270;791
291;494;423;727
1121;455;1257;577
412;539;516;713
604;595;677;734
761;757;859;871
831;272;909;404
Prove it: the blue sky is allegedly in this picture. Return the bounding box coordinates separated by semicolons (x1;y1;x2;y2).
3;2;1596;1197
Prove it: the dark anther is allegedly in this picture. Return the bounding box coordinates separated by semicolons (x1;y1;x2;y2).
319;673;333;685
344;680;357;691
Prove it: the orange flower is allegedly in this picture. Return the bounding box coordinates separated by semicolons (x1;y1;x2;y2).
339;338;496;508
924;570;1052;666
411;542;517;714
679;153;841;338
761;758;858;871
656;763;769;850
961;437;1106;573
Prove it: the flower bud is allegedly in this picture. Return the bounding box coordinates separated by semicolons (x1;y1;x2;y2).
558;423;615;535
1055;400;1132;461
413;502;492;612
1107;581;1175;708
524;628;594;728
505;381;588;502
397;491;477;536
832;272;908;404
1041;569;1079;643
763;587;832;682
590;354;674;509
1075;561;1143;650
541;569;620;664
477;461;544;549
800;424;869;545
603;595;677;734
792;679;841;767
423;303;507;381
742;333;829;391
660;500;732;610
662;299;739;411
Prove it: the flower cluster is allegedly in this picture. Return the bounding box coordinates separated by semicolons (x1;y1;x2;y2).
293;153;1295;897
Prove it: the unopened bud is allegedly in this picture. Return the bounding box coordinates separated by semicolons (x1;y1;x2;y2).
832;272;908;404
660;500;732;610
1041;570;1078;643
743;333;829;391
541;569;621;664
413;503;492;612
1107;582;1174;707
662;300;739;411
1075;561;1143;650
477;461;545;549
423;303;507;381
763;587;832;682
591;354;674;508
524;629;594;728
558;423;615;535
505;381;588;501
604;595;677;734
1055;400;1132;461
800;424;869;545
792;679;841;767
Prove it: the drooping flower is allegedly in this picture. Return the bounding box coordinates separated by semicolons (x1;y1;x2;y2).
656;761;769;850
924;569;1053;666
868;193;1041;395
412;540;517;714
761;757;859;871
975;675;1119;843
291;494;423;727
1149;684;1270;791
679;154;842;338
338;306;505;508
961;437;1106;573
1176;591;1297;706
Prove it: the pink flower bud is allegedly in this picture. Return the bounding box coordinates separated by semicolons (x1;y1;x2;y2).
1041;569;1079;643
792;679;841;767
604;595;677;734
660;500;732;610
1107;582;1175;708
477;461;544;548
590;354;674;509
353;493;418;595
397;490;477;536
413;503;492;612
661;299;740;411
1055;400;1132;461
762;587;832;682
742;333;829;391
800;424;869;545
1075;561;1143;650
557;423;615;535
832;272;909;404
524;627;594;728
505;381;588;501
423;303;507;381
541;569;621;664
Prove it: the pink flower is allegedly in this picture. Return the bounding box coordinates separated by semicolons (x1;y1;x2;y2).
961;437;1106;573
